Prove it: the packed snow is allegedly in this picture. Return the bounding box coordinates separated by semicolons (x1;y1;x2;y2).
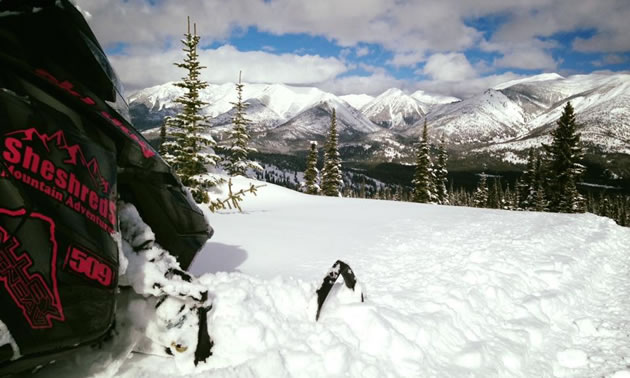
33;176;630;378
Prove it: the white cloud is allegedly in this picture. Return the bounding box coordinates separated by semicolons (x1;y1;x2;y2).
415;72;526;99
574;33;630;53
422;53;477;82
481;38;558;71
494;48;557;71
386;51;425;68
355;46;370;57
319;72;406;96
112;45;347;92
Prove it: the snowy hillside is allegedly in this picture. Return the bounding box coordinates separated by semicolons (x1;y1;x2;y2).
493;73;565;90
361;88;425;130
407;89;530;143
410;89;460;113
36;177;630;378
477;72;630;157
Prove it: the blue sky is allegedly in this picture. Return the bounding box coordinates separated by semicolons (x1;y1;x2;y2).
80;0;630;98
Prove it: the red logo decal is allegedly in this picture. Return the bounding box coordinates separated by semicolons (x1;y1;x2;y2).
0;208;65;329
5;128;111;193
1;129;117;233
64;245;114;287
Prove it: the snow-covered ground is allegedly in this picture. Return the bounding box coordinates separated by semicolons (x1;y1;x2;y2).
36;177;630;377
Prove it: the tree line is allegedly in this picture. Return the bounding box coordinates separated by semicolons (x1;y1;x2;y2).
157;18;260;210
299;100;629;227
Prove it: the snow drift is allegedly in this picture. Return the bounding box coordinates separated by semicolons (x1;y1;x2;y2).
34;177;630;378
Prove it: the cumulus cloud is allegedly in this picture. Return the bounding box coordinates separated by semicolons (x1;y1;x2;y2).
319;72;406;96
355;46;371;57
112;45;347;92
421;53;477;82
74;0;630;99
414;72;527;99
481;39;558;71
386;51;426;68
494;48;557;71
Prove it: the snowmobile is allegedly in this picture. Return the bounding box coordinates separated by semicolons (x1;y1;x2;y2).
0;1;363;375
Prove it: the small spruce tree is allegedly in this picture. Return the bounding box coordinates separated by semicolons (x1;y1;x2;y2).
158;119;168;156
518;148;537;210
321;109;343;196
473;173;489;208
303;141;320;195
163;17;220;203
411;120;437;203
224;71;262;177
543;101;585;213
434;138;449;205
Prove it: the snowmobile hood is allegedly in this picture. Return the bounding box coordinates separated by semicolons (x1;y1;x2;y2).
0;0;130;124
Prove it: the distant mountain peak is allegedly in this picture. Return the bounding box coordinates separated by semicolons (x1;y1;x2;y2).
493;73;565;90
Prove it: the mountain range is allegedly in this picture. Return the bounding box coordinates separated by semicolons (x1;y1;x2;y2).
129;72;630;178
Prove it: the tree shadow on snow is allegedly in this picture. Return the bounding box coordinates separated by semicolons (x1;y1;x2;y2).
188;242;248;276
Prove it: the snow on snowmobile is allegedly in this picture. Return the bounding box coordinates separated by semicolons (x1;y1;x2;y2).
0;1;363;375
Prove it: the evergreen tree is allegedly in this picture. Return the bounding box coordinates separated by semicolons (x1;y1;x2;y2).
488;178;503;209
434;138;449;205
158;120;168;156
224;71;261;177
543;101;585;213
411;120;437;203
303;141;320;194
163;17;219;203
473;173;489;208
503;183;514;210
321;109;343;196
518;148;537;210
533;155;549;211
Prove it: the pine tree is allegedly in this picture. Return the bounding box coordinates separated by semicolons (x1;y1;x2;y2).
434;138;449;205
533;155;549;211
411;120;437;203
303;141;320;195
503;183;514;210
518;148;537;210
224;71;261;177
543;101;585;213
473;173;488;208
321;109;343;196
163;17;219;203
488;178;503;209
158;120;168;156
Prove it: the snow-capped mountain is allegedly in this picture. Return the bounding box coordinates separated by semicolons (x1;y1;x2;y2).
410;90;460;113
256;96;382;153
479;72;630;157
129;72;630;167
405;89;531;143
360;88;425;130
130;82;367;132
339;94;374;110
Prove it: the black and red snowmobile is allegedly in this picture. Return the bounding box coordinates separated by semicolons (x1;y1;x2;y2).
0;1;363;375
0;0;214;374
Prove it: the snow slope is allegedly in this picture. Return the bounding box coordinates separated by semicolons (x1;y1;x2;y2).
36;177;630;377
493;73;565;90
340;94;374;110
361;88;425;130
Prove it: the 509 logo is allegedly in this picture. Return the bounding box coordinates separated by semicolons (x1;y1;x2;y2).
64;245;114;288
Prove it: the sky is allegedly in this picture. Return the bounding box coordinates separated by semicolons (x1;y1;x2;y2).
75;0;630;99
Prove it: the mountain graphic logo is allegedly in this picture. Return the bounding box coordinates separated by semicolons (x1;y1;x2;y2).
4;128;111;194
0;208;65;329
